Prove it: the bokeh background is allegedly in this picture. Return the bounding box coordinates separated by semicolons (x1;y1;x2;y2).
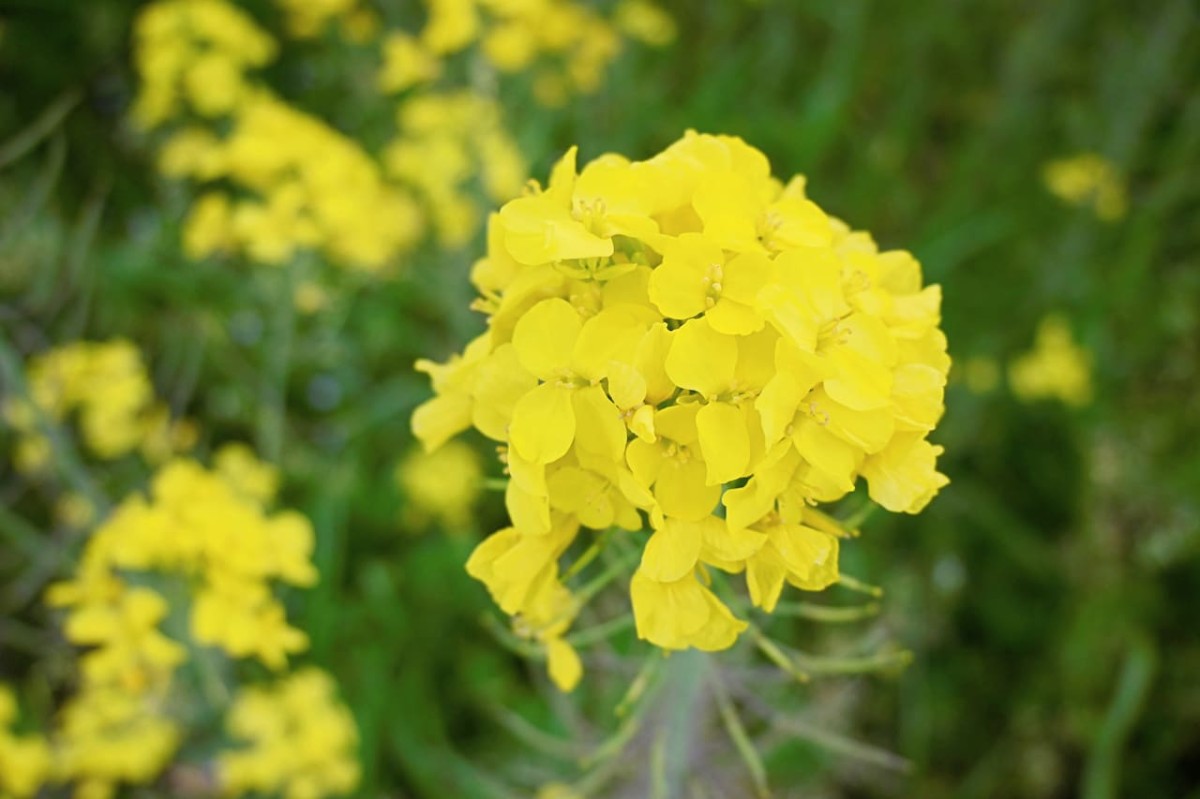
2;1;1198;797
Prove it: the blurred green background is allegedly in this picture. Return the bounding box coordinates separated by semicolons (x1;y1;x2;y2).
2;0;1198;797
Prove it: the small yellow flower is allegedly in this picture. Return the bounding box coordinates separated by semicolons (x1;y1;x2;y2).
1009;315;1093;407
396;441;483;530
1043;153;1128;221
0;686;52;799
615;0;677;46
219;668;360;799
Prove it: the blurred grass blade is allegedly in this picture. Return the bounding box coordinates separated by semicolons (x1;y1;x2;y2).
0;90;80;170
1083;636;1158;799
710;669;770;799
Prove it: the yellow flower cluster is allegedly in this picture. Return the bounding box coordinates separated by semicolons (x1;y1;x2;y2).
273;0;376;40
1042;153;1128;221
1009;315;1093;407
219;668;361;799
50;453;313;670
2;340;194;473
0;687;51;799
136;0;672;264
134;0;423;271
383;91;527;248
163;92;424;268
13;449;358;799
131;0;277;128
412;132;950;689
378;0;675;106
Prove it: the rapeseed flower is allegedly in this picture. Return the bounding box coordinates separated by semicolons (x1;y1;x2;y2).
22;451;359;798
0;687;51;799
219;668;360;799
396;440;483;530
2;340;193;473
1009;315;1093;407
413;132;950;689
1043;153;1128;221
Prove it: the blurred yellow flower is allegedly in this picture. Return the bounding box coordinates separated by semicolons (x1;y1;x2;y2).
219;668;360;799
0;686;51;799
396;440;483;530
615;0;677;47
214;442;281;505
1043;153;1128;221
3;340;192;473
958;355;1000;395
293;279;332;314
1009;315;1093;407
378;31;441;93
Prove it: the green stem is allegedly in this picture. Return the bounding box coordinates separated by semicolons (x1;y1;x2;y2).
256;266;296;464
1082;635;1157;799
769;600;881;623
658;649;710;797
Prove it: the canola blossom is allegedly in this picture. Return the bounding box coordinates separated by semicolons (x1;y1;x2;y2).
134;0;674;269
412;132;951;691
3;451;358;799
2;340;195;474
1009;315;1093;407
396;440;484;531
1042;153;1128;222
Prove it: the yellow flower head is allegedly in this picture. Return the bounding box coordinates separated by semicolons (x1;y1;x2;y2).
1042;153;1128;221
218;668;360;799
396;440;484;530
0;686;51;799
1009;315;1093;407
4;340;191;473
412;132;951;688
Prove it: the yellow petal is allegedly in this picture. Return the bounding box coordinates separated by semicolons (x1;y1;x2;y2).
755;372;803;447
506;478;551;534
411;393;472;452
862;433;948;513
770;524;839;589
792;418;858;494
647;234;717;320
641;518;703;582
545;636;582;691
891;363;946;431
547;465;615;529
472;345;538;441
745;547;788;612
625;437;664;489
606;361;647;410
572;308;648;383
664;318;736;397
707;298;763;336
655;457;721;521
512;298;581;379
695;402;750;485
635;322;676;404
721;251;772;305
571;385;626;463
510;383;576;464
630;570;710;649
693;172;763;252
500;196;613;265
699;516;767;565
688;589;747;651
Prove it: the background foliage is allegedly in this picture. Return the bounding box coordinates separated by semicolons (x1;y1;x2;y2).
2;0;1198;797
